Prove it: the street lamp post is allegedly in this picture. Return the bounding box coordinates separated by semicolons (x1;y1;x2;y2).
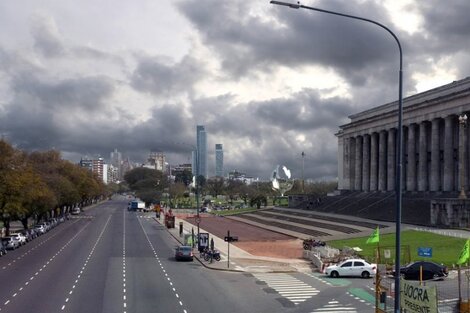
270;2;404;312
174;142;200;249
195;148;200;250
459;114;468;199
301;151;305;194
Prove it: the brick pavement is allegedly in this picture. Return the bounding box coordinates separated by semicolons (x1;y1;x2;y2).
183;215;304;259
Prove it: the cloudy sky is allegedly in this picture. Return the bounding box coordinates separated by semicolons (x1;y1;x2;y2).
0;0;469;181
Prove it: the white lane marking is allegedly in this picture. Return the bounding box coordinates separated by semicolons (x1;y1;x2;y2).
137;216;188;313
59;215;111;311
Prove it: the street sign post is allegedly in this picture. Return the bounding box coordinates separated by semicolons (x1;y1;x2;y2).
417;247;432;258
198;233;209;252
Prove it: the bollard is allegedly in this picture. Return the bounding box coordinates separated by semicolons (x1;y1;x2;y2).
179;222;183;236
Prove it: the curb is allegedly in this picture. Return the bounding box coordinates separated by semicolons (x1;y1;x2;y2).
153;217;244;273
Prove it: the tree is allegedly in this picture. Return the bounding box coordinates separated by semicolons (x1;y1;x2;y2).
124;168;161;189
250;194;267;209
124;168;166;205
174;169;193;187
225;179;244;205
206;176;224;197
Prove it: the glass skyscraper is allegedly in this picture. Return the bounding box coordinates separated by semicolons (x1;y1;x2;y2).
215;144;223;177
196;125;208;178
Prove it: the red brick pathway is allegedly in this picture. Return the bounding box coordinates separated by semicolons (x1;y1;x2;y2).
184;215;304;259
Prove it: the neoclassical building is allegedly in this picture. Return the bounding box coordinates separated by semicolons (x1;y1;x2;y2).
337;77;470;195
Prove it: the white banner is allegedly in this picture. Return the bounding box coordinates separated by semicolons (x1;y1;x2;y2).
400;278;437;313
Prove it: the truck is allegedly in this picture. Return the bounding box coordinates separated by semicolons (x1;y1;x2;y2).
128;200;145;211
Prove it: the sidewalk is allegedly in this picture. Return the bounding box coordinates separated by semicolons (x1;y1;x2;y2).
154;215;313;273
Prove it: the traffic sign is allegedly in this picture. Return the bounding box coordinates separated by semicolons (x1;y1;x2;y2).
224;236;238;242
417;247;432;257
199;233;209;248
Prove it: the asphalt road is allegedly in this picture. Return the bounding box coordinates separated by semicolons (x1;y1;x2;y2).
0;198;404;313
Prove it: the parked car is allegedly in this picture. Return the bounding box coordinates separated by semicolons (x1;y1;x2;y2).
399;261;448;280
34;224;47;235
0;242;7;256
10;233;27;246
175;245;194;261
325;258;377;278
71;207;81;215
1;237;19;250
19;229;34;242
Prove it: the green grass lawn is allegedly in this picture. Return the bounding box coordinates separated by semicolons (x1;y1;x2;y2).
328;230;467;267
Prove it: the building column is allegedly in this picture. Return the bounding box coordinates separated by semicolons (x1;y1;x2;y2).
406;124;417;191
370;132;379;191
362;134;371;191
430;118;440;191
443;116;455;191
387;128;396;191
378;130;387;191
418;121;428;191
350;137;356;190
354;136;363;191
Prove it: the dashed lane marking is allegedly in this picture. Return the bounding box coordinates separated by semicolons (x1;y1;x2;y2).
0;221;90;310
59;215;111;312
137;215;189;313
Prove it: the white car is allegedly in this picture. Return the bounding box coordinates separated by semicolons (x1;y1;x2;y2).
10;233;27;246
325;258;377;278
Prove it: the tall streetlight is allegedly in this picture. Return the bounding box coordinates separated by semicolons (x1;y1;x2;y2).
175;142;200;249
270;2;404;312
301;151;305;194
459;114;468;199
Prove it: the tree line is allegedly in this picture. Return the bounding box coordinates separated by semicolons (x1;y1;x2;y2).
123;167;337;209
0;140;108;234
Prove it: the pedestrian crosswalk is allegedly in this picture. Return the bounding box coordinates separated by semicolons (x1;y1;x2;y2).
310;300;357;313
253;273;319;305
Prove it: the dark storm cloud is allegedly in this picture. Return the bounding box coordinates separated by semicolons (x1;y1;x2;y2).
177;0;404;89
11;74;115;110
413;0;470;79
131;55;205;96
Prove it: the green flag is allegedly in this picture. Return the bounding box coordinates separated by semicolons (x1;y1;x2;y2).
458;239;470;265
366;226;379;244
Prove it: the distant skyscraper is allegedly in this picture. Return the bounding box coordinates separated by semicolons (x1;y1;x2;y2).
110;148;122;179
215;144;224;177
196;125;208;178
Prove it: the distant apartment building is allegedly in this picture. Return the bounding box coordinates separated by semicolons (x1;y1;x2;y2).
107;164;119;184
228;170;256;185
121;157;132;178
215;144;224;177
147;152;166;172
172;163;192;176
196;125;208;178
80;157;106;183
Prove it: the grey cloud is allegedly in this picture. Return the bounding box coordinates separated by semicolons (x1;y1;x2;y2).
30;13;65;57
177;0;403;89
131;54;205;96
11;73;115;111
